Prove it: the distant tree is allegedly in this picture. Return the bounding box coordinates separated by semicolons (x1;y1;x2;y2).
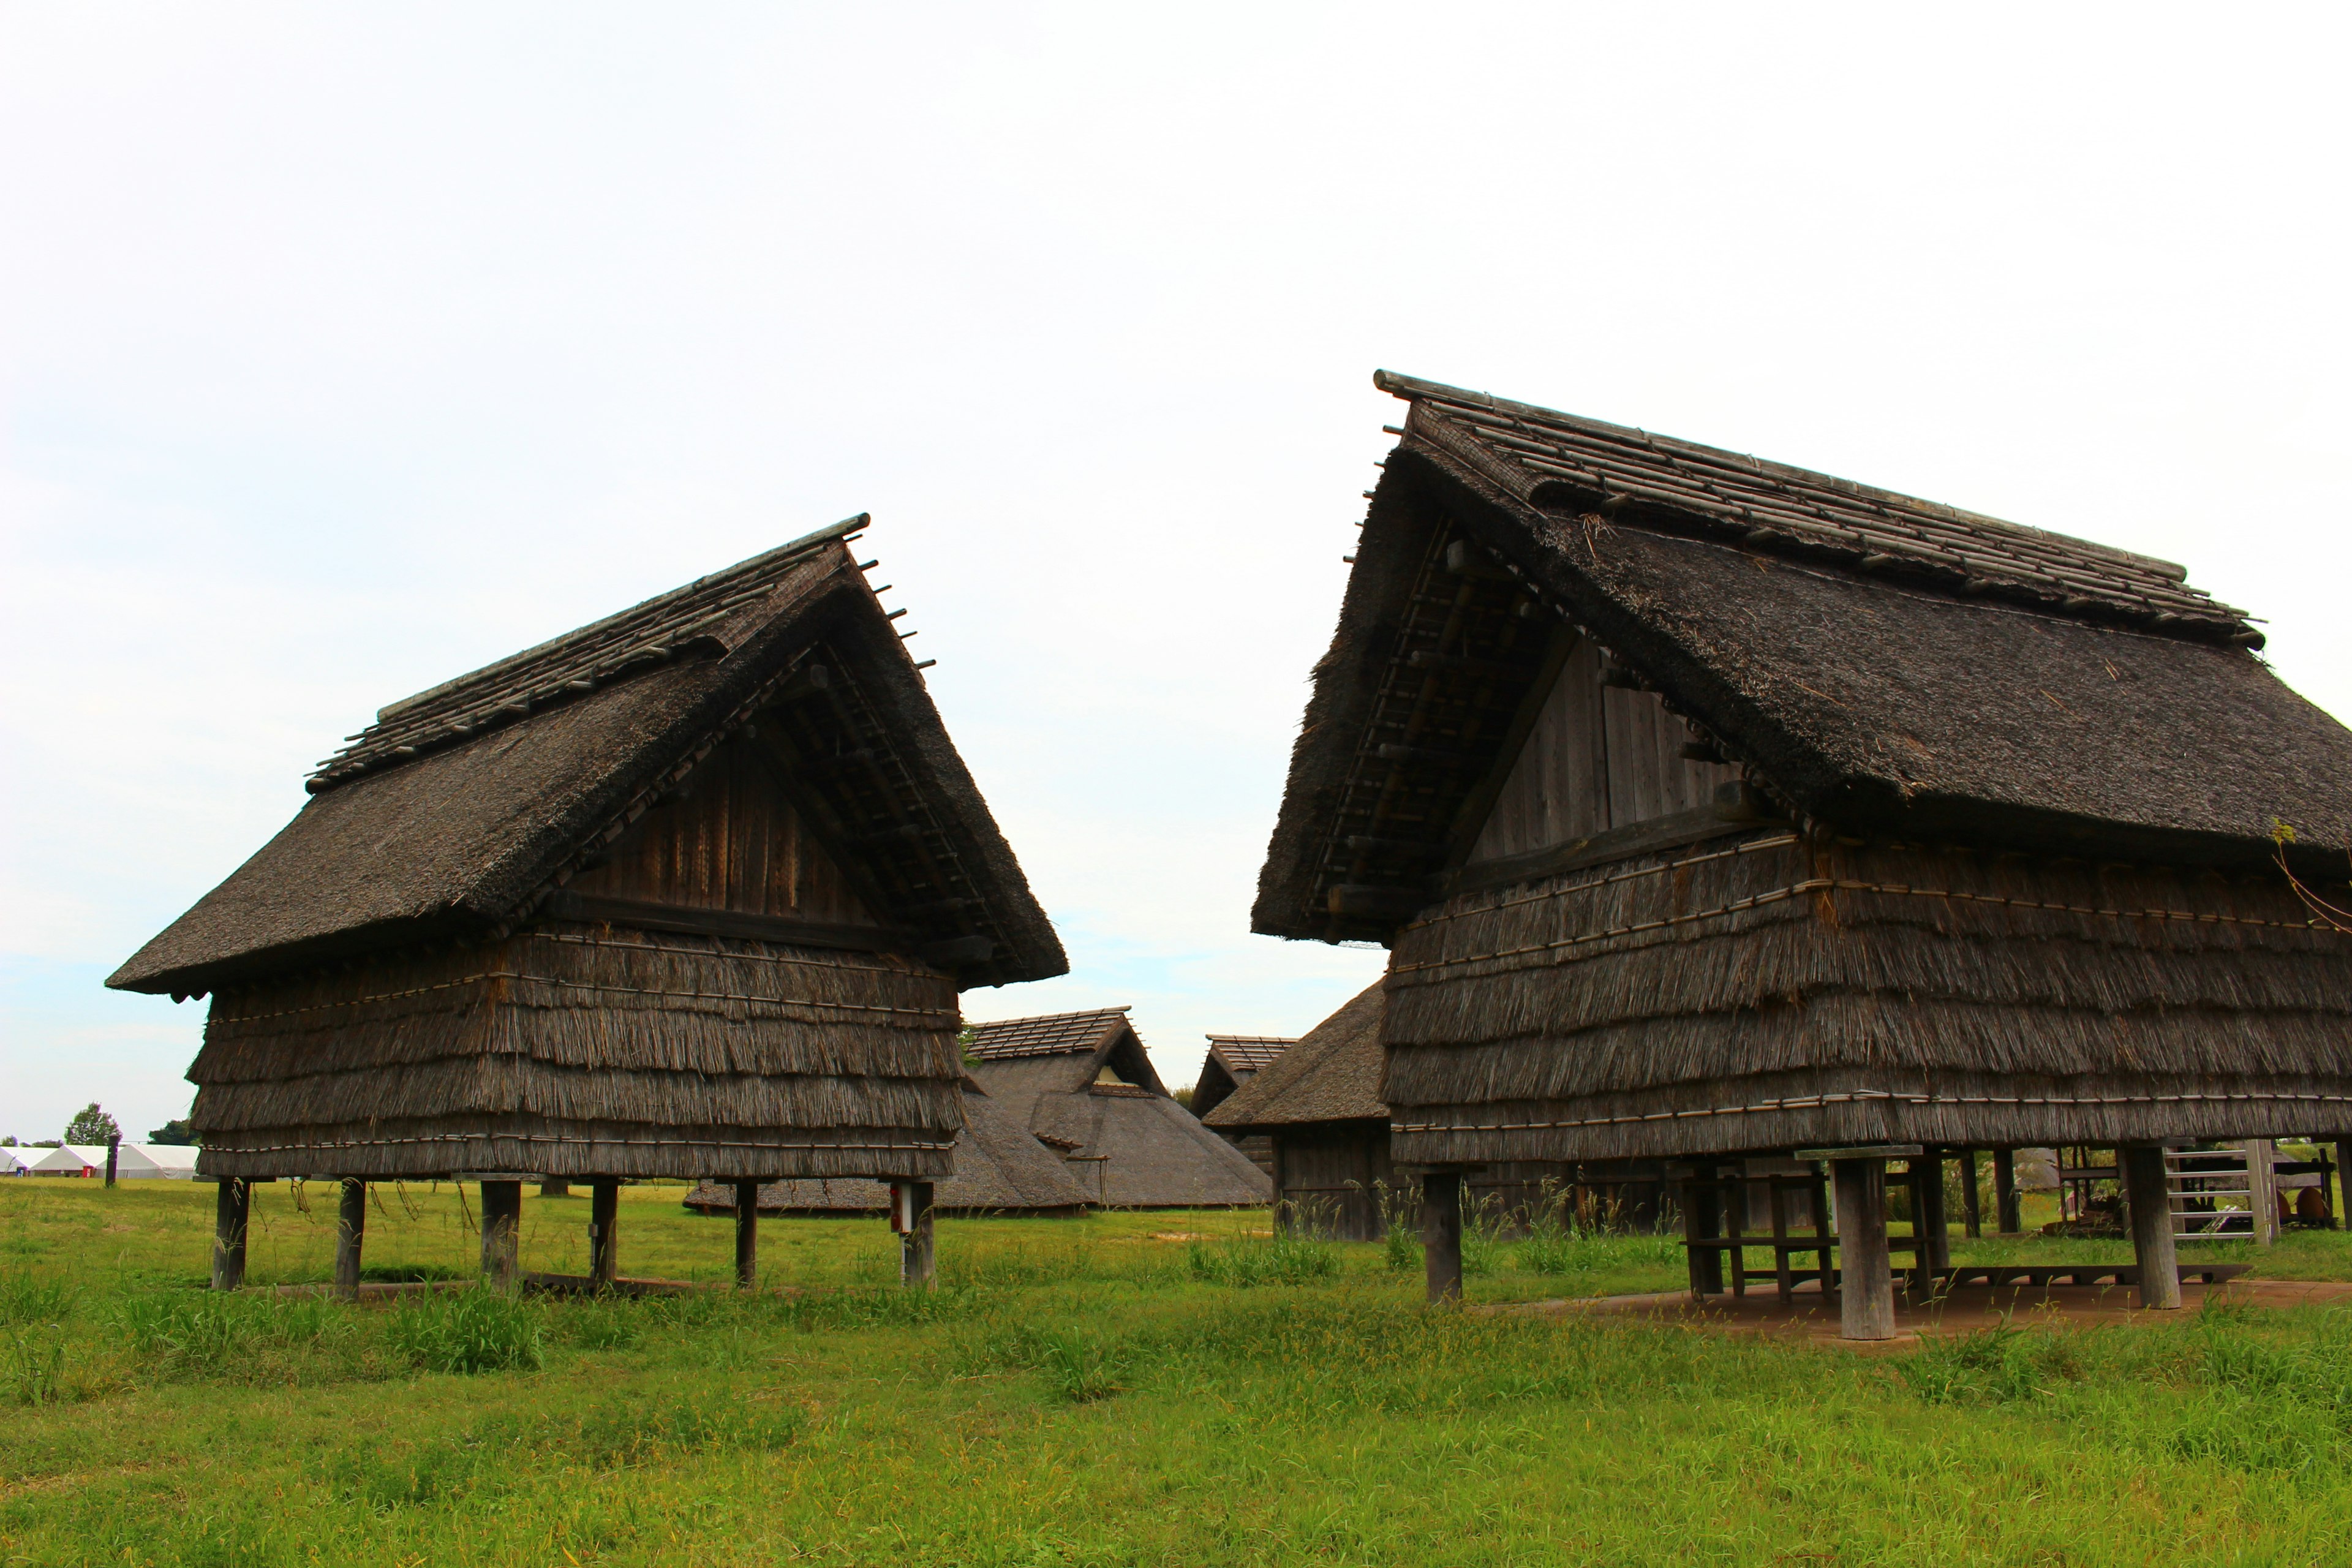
1172;1086;1196;1110
148;1118;198;1146
64;1104;121;1145
30;1140;61;1148
1;1136;13;1147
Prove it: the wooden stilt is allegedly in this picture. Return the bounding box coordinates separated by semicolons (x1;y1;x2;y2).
1809;1165;1834;1299
1681;1171;1724;1297
480;1180;522;1289
105;1137;120;1189
2335;1139;2352;1231
893;1180;935;1288
1960;1148;1983;1238
334;1178;366;1302
540;1180;571;1197
589;1179;619;1286
1769;1177;1794;1297
1832;1159;1894;1341
2246;1139;2278;1246
2120;1144;2181;1310
1422;1171;1463;1304
1994;1148;2020;1234
211;1178;250;1291
734;1180;761;1289
1913;1148;1951;1286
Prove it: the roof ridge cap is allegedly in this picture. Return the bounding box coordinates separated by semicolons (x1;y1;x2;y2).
377;514;869;723
1375;371;2195;586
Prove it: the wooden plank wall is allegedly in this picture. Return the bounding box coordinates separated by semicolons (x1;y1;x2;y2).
1466;638;1740;864
568;741;875;925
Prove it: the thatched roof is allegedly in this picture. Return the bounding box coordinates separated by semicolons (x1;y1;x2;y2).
680;1077;1092;1216
1203;984;1385;1132
1256;374;2352;944
113;518;1064;995
962;1008;1270;1207
1204;1036;1293;1076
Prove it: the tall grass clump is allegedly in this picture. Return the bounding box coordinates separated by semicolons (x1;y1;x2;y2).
1378;1182;1422;1273
3;1327;69;1406
113;1289;360;1384
388;1287;545;1374
0;1268;75;1327
1188;1227;1338;1288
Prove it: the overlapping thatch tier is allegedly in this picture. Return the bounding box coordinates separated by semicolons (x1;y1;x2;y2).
1387;827;2352;1164
113;516;1064;1183
189;925;963;1180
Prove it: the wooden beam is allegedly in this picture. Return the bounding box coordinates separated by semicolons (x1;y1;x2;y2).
1960;1148;1983;1239
1832;1159;1895;1341
211;1178;250;1291
1442;789;1779;900
734;1180;761;1289
480;1180;522;1289
2120;1145;2181;1310
540;892;914;954
1422;1171;1464;1305
334;1178;366;1302
589;1179;619;1286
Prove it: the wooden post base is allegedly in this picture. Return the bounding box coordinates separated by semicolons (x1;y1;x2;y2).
734;1180;761;1289
1994;1148;2021;1236
894;1180;935;1287
1833;1159;1894;1341
1423;1171;1463;1304
212;1178;251;1291
334;1178;366;1302
2122;1144;2181;1310
480;1180;522;1289
589;1179;619;1286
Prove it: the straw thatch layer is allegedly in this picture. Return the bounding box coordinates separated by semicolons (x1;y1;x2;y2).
1385;834;2352;1161
190;924;963;1179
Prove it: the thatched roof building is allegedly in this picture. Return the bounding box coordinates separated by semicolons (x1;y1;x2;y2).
963;1008;1270;1207
112;517;1065;1198
1191;1036;1294;1119
681;1075;1091;1217
1254;372;2352;1327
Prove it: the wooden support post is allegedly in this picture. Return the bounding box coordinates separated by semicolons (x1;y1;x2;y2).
540;1180;571;1197
334;1178;366;1302
2334;1139;2352;1232
1994;1148;2021;1235
1960;1148;1982;1239
1769;1178;1794;1297
1423;1170;1463;1304
589;1179;619;1286
2121;1144;2181;1310
211;1177;250;1291
1809;1166;1834;1298
480;1180;521;1289
893;1180;935;1288
1724;1167;1748;1297
734;1180;761;1289
105;1137;120;1189
1906;1150;1950;1293
1681;1172;1724;1297
2246;1139;2278;1246
1832;1159;1894;1340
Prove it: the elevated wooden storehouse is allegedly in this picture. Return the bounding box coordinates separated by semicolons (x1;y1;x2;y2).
1255;372;2352;1336
1191;1035;1294;1175
680;1074;1093;1217
962;1008;1270;1208
111;517;1065;1293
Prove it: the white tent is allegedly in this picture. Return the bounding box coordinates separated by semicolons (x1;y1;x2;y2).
27;1145;108;1176
126;1144;199;1178
1;1147;41;1174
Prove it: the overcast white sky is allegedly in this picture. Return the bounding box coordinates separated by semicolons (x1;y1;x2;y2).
4;6;2348;1142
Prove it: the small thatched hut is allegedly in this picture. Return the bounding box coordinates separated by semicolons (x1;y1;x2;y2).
962;1008;1270;1208
680;1075;1092;1216
111;516;1064;1293
1204;983;1664;1238
1254;372;2352;1336
1191;1035;1294;1175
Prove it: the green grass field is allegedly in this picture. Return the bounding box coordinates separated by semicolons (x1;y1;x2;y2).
9;1178;2352;1566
